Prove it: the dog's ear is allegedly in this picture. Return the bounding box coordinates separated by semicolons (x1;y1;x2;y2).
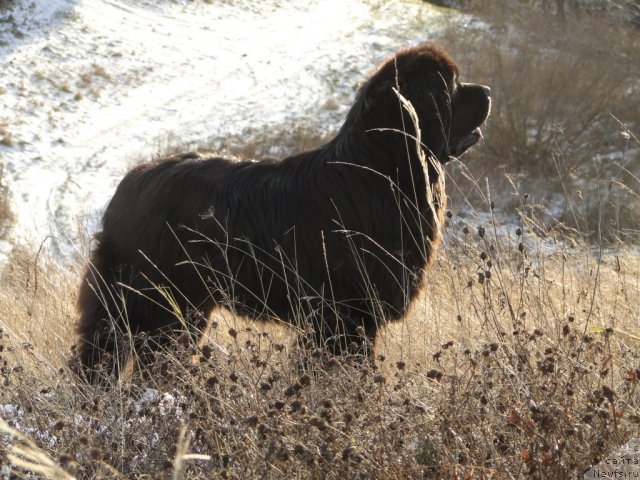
392;74;450;127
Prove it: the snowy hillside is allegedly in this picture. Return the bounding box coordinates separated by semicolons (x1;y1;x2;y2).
0;0;458;259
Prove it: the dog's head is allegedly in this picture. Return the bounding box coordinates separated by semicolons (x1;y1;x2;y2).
358;44;491;163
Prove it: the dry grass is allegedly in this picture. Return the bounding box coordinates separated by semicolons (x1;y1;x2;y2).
0;122;13;148
0;161;12;241
155;123;333;166
439;2;640;241
1;206;638;478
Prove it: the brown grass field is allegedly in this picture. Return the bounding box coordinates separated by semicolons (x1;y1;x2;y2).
1;213;639;479
1;2;640;479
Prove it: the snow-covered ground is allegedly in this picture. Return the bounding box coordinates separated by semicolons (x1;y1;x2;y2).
0;0;464;261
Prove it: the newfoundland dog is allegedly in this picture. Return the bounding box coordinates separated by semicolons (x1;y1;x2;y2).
76;44;491;380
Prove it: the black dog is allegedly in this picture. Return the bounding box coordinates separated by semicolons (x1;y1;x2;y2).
76;44;491;380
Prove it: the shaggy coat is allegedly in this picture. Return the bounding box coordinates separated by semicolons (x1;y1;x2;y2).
76;44;491;379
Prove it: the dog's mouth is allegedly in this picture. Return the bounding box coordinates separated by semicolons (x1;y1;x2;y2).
448;127;484;160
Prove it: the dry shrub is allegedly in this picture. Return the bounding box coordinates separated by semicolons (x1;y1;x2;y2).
206;123;333;160
155;123;332;164
440;3;640;241
1;207;639;479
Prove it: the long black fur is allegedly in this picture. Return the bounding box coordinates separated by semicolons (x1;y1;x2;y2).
76;44;491;380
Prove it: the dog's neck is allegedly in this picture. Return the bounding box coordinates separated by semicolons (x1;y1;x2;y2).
329;114;443;190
